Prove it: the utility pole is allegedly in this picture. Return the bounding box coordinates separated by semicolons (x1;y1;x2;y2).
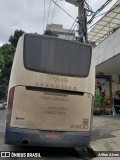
65;0;87;43
78;0;87;43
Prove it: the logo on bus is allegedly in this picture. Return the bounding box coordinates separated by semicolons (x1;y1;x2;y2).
47;75;69;83
36;75;77;90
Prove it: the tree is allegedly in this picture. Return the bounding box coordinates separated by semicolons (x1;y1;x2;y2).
0;29;25;100
9;29;24;47
0;51;5;72
0;53;5;80
0;44;15;98
44;30;58;37
0;44;15;83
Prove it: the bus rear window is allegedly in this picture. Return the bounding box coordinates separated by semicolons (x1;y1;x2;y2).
24;34;92;77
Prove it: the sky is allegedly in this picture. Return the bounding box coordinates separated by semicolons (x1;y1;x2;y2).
0;0;118;46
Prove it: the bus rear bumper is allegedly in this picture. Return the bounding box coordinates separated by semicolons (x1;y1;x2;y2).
5;124;91;147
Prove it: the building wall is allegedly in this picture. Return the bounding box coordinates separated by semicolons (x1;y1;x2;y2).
93;28;120;112
111;74;120;96
93;28;120;66
46;24;75;40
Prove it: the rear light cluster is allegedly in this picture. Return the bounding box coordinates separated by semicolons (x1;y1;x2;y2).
7;87;15;110
91;96;94;112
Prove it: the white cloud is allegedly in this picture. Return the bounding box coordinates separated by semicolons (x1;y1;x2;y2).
0;0;118;45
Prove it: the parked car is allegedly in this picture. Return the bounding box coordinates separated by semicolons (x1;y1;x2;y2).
0;102;6;110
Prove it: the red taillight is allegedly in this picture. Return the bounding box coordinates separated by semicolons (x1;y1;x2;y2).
91;96;94;112
7;87;15;110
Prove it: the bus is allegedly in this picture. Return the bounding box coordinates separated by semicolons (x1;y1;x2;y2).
5;34;95;147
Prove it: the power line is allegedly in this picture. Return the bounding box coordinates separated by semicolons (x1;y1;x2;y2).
51;0;57;24
69;0;120;41
65;18;77;39
52;0;77;21
68;24;77;40
87;0;113;24
71;24;77;40
72;22;97;40
87;2;120;32
71;19;100;41
71;22;97;41
87;21;98;30
47;0;52;25
84;1;94;16
94;3;120;19
67;24;77;40
70;0;112;41
85;1;92;10
43;0;45;33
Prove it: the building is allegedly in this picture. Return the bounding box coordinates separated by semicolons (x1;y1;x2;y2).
46;24;75;40
88;0;120;113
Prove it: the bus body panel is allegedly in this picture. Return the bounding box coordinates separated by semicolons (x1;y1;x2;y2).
5;123;91;147
10;86;92;132
5;34;95;147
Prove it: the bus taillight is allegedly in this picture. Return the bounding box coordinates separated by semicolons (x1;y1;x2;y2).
8;87;15;110
91;96;94;112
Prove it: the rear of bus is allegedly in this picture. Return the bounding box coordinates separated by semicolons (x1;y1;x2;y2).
5;34;95;147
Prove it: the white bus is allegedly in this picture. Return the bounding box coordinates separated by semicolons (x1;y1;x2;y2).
5;34;95;147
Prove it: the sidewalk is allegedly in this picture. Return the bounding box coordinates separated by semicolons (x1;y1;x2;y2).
91;115;120;159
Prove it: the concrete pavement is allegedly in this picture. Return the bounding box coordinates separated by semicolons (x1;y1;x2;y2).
91;115;120;151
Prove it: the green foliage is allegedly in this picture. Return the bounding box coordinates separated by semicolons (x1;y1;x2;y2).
0;44;15;84
0;29;24;100
94;108;111;115
0;52;5;72
94;95;102;106
44;30;58;37
9;29;24;48
0;44;15;99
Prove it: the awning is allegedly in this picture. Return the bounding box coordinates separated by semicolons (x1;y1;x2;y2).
88;0;120;45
